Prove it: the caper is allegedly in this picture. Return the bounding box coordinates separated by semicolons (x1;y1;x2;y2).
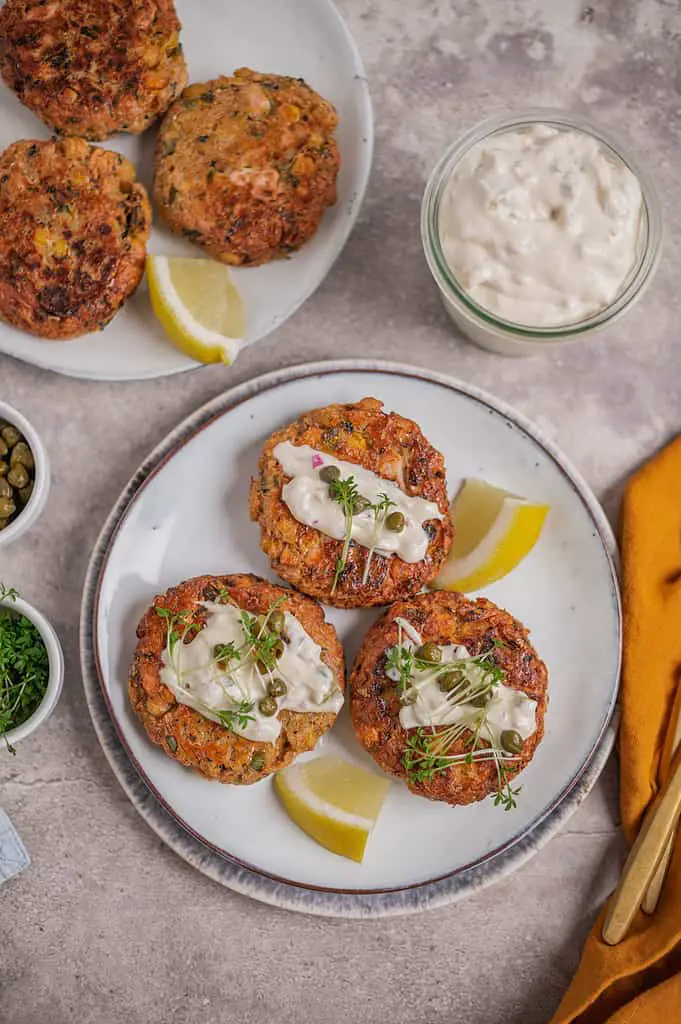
0;425;21;447
269;610;286;634
7;464;28;489
399;688;418;706
19;483;33;506
468;692;490;708
267;678;287;698
10;442;33;470
0;460;7;477
258;696;278;717
272;638;285;660
438;670;463;693
0;438;7;457
0;479;11;499
250;752;266;771
353;495;371;515
386;511;406;533
415;642;442;665
319;465;340;483
501;729;524;755
0;498;16;519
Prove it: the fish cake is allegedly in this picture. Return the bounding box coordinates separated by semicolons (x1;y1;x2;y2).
0;137;151;339
350;591;548;807
154;68;340;266
0;0;187;140
249;398;453;608
129;573;345;785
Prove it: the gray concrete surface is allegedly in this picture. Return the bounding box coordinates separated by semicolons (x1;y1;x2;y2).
3;0;681;1021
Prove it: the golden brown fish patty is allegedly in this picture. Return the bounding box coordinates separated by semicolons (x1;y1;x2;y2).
0;0;187;140
129;573;345;785
349;591;548;806
154;68;340;266
0;137;151;339
249;399;453;609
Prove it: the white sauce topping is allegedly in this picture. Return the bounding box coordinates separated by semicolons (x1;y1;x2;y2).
160;602;343;743
438;123;643;327
388;624;537;747
273;441;444;564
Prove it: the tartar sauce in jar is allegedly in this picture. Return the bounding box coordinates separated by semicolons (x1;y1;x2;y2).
438;123;644;328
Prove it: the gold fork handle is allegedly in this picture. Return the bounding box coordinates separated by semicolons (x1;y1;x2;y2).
602;756;681;946
641;812;680;914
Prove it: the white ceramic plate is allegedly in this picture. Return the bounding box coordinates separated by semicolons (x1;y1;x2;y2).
81;361;621;915
0;0;372;380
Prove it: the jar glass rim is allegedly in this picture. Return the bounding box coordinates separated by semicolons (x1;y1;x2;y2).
421;108;664;339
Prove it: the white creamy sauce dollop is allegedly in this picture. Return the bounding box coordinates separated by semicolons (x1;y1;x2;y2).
160;602;343;743
438;123;643;327
388;624;537;747
273;441;443;564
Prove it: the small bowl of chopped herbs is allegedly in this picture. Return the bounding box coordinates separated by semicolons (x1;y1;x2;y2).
0;400;51;548
0;584;64;753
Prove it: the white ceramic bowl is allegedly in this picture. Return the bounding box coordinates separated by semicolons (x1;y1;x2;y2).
421;109;663;356
0;401;50;547
1;594;64;747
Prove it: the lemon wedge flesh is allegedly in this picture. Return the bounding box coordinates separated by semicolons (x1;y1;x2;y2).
432;479;550;593
146;255;245;365
274;756;389;863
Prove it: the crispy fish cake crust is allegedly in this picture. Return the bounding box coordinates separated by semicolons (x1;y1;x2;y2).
154;68;340;266
350;591;548;805
250;399;453;609
129;574;345;785
0;137;151;339
0;0;187;140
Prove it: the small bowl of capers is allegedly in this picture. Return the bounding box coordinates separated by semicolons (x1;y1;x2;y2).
0;401;50;548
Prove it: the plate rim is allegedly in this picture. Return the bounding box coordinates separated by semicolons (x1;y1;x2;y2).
79;358;621;916
0;0;374;382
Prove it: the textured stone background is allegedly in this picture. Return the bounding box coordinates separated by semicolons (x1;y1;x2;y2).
2;1;681;1021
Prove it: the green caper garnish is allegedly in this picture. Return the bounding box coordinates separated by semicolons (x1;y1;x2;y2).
438;670;463;693
269;610;286;634
267;678;287;698
1;425;21;447
19;483;33;506
319;464;340;483
468;692;490;708
386;511;405;533
399;688;418;706
7;464;28;489
501;729;524;755
272;638;285;660
10;442;34;470
258;696;278;717
352;495;371;515
250;752;266;771
0;498;16;519
416;642;442;665
0;479;12;499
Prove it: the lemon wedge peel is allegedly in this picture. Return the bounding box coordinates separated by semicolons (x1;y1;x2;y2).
274;756;389;864
146;255;244;366
432;479;550;594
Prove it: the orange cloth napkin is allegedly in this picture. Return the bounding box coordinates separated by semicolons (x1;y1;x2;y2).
551;436;681;1024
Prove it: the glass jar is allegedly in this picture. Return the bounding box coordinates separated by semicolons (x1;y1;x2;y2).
420;109;663;356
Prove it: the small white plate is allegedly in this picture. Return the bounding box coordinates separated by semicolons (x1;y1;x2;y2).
0;0;372;380
81;361;621;916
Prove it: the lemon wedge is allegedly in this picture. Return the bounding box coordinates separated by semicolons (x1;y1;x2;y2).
432;479;550;593
274;756;389;863
146;255;245;365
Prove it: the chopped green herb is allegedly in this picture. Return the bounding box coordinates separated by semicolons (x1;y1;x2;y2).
0;584;49;755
